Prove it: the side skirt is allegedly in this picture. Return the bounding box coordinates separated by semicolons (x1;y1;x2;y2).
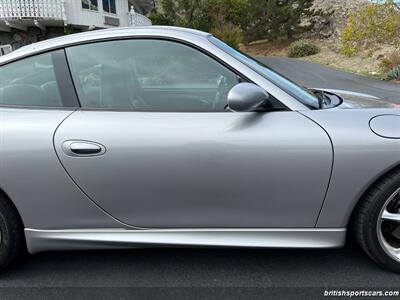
24;228;346;254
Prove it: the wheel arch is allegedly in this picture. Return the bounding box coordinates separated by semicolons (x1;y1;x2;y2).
347;162;400;229
0;187;25;228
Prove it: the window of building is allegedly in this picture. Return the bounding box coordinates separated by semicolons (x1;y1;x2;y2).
103;0;116;14
82;0;98;11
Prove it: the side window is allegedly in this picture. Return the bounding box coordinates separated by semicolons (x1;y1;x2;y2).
82;0;98;11
66;39;241;111
103;0;116;14
0;53;63;107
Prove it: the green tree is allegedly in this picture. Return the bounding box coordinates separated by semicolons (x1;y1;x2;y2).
150;0;251;47
150;0;212;31
150;0;315;44
245;0;314;42
205;0;251;29
206;0;251;47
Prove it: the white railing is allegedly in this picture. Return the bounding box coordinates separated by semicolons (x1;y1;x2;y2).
0;0;64;20
129;5;151;26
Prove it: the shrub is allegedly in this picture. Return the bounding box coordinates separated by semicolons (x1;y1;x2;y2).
379;50;400;72
341;1;400;56
387;64;400;80
211;23;243;48
287;40;320;58
63;24;74;35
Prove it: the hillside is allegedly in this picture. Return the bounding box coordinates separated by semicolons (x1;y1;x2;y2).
307;0;369;42
240;0;396;78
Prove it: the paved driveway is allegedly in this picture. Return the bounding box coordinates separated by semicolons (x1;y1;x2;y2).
258;57;400;103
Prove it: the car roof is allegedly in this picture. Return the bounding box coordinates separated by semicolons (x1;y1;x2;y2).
0;26;211;65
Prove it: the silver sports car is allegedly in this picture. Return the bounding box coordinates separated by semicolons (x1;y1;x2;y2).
0;27;399;272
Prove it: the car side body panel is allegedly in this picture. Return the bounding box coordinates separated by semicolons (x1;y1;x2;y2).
302;108;400;228
25;228;346;254
0;27;398;256
54;110;333;228
0;108;125;229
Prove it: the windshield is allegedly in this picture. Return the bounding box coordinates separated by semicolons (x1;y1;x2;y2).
209;36;320;109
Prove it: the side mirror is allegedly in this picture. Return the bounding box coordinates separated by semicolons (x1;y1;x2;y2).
227;83;269;112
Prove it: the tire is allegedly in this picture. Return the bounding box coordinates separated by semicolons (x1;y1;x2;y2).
0;193;25;270
353;168;400;272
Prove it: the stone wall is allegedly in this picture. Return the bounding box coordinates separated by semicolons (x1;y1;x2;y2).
0;27;65;51
308;0;370;39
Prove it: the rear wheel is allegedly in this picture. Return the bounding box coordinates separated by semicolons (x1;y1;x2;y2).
354;169;400;272
0;194;25;270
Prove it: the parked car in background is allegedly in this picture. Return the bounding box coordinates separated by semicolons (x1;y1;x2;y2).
0;27;399;272
0;44;11;55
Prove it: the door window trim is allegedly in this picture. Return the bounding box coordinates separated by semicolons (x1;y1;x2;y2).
0;50;80;110
63;37;289;113
52;49;81;108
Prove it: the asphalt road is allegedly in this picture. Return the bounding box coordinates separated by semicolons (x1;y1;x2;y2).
1;58;400;300
1;245;400;299
258;57;400;103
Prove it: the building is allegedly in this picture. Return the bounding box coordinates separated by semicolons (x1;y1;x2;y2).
0;0;154;51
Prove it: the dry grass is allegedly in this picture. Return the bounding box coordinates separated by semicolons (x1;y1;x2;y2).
239;39;290;57
379;50;400;73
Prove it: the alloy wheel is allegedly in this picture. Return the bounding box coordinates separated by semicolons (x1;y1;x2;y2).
378;187;400;262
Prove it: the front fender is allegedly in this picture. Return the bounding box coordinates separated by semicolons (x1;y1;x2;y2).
302;108;400;228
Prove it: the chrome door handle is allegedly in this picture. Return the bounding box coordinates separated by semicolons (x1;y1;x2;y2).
70;142;101;155
62;141;106;157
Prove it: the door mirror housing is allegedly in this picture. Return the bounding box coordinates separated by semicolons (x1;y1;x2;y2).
227;83;269;112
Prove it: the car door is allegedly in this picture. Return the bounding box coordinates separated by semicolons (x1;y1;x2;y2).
54;38;333;228
0;50;120;230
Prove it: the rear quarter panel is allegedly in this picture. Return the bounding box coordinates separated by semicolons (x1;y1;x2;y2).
0;108;123;229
